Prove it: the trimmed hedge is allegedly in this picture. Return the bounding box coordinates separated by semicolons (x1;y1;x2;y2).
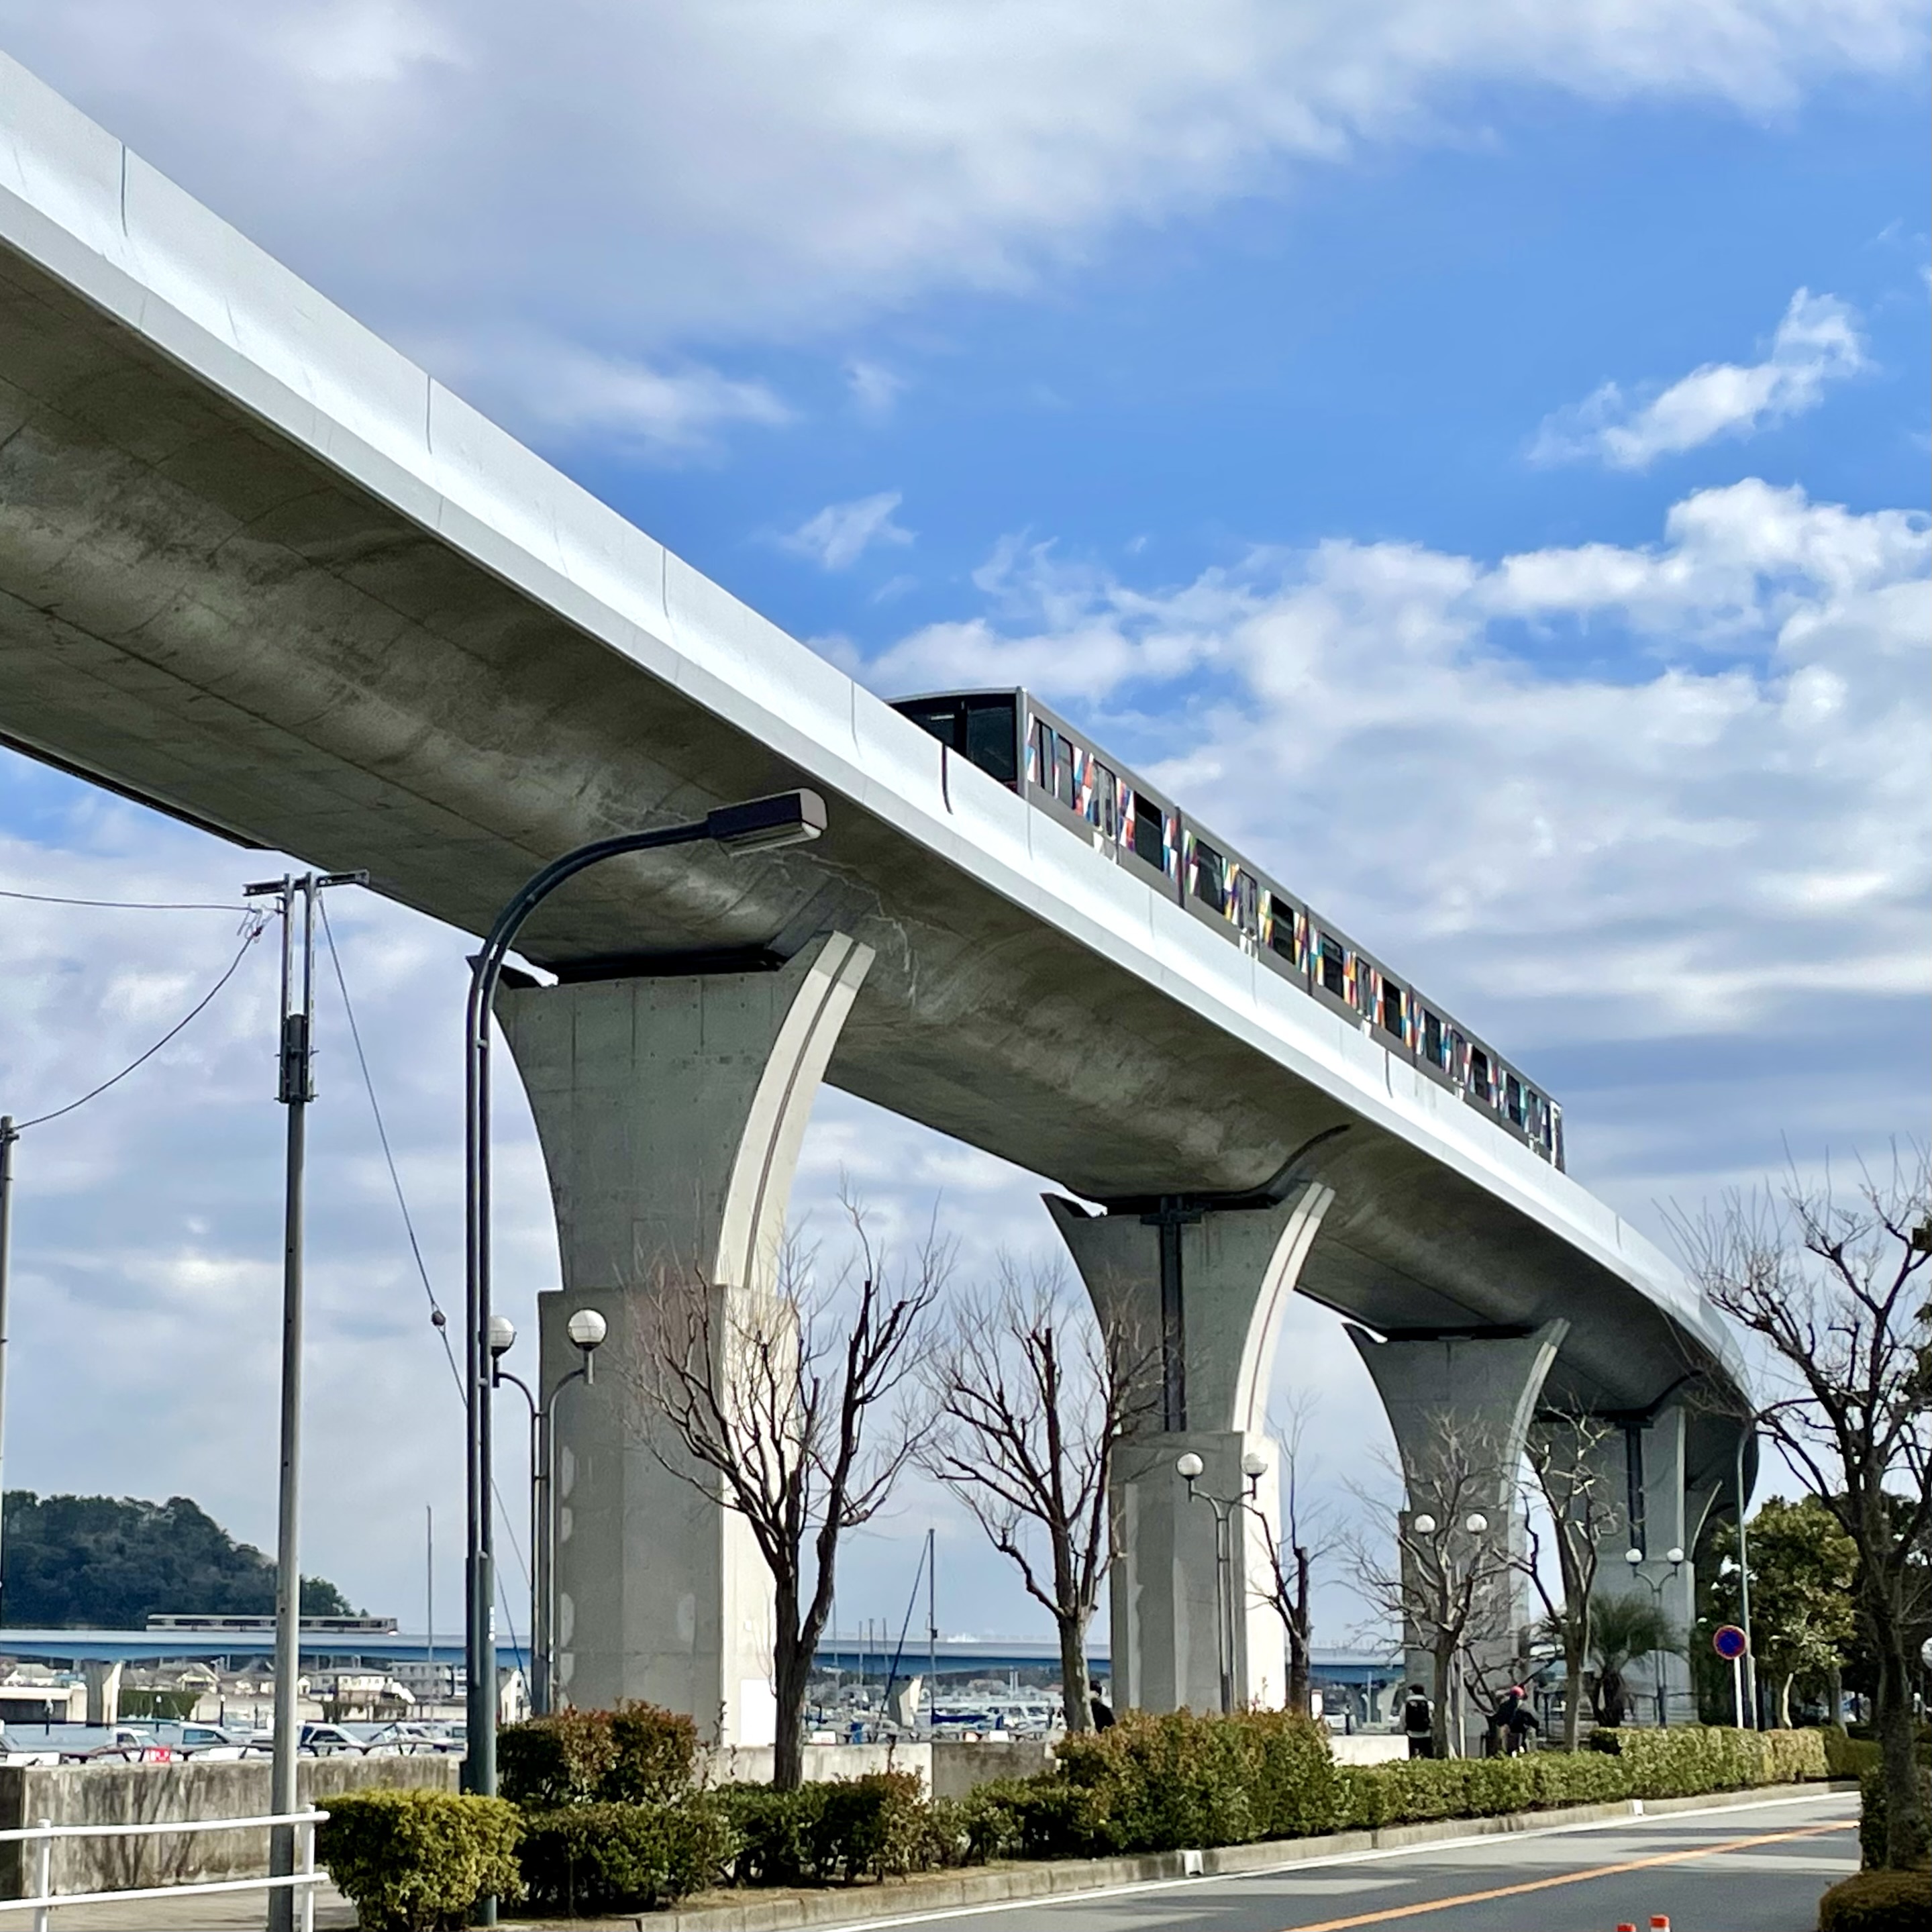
1589;1723;1829;1798
317;1789;523;1932
718;1771;932;1885
1817;1869;1932;1930
519;1797;736;1915
498;1700;697;1809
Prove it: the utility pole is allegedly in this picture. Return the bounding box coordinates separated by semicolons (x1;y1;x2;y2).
246;870;364;1932
426;1505;434;1711
0;1115;15;1626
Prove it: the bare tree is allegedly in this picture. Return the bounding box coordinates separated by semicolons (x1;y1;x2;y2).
1670;1156;1931;1870
1347;1413;1516;1759
1256;1396;1335;1718
921;1260;1160;1733
633;1203;944;1789
1519;1411;1621;1749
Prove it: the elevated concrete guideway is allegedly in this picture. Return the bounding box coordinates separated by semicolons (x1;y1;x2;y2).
0;57;1747;1729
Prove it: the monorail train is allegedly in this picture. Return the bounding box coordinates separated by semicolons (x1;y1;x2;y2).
892;689;1564;1172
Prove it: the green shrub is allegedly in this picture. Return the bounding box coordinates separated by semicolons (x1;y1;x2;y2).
1231;1711;1351;1840
499;1700;697;1809
318;1789;522;1932
1858;1764;1932;1872
604;1702;701;1801
1058;1709;1257;1850
1817;1869;1932;1929
498;1709;618;1808
719;1783;827;1886
518;1797;735;1915
955;1774;1113;1862
1827;1727;1884;1779
1590;1725;1827;1798
815;1770;929;1881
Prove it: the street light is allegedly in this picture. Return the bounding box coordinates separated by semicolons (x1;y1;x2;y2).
1408;1506;1496;1755
1624;1545;1686;1727
462;787;825;1921
1176;1450;1268;1713
491;1309;607;1716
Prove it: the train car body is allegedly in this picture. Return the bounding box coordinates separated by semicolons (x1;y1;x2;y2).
891;688;1564;1171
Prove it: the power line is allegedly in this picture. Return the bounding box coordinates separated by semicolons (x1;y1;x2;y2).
0;886;246;912
15;917;268;1131
316;901;533;1623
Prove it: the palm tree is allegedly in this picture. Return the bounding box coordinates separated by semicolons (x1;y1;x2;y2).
1588;1593;1682;1727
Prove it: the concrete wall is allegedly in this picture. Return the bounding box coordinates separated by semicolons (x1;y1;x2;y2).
0;1756;456;1899
696;1739;1054;1801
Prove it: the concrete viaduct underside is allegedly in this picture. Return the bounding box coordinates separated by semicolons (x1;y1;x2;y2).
0;56;1749;1737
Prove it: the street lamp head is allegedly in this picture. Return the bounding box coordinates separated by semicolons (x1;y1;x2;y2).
1240;1450;1269;1480
1175;1452;1205;1482
487;1315;517;1358
1666;1546;1684;1566
1464;1513;1489;1536
1625;1547;1645;1567
1411;1513;1439;1535
707;790;827;854
566;1309;608;1353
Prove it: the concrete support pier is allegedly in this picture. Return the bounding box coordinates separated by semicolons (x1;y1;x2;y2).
1589;1403;1703;1723
1348;1321;1568;1745
498;933;874;1740
1046;1183;1332;1714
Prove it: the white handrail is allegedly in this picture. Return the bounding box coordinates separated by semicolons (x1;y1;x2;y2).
1;1807;329;1930
0;1807;323;1842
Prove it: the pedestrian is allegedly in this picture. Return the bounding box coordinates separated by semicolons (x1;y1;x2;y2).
1088;1679;1115;1731
1493;1684;1539;1756
1401;1682;1434;1758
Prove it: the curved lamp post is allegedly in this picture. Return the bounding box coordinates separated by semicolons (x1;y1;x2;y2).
1623;1544;1685;1727
462;789;827;1918
490;1309;608;1717
1176;1448;1270;1714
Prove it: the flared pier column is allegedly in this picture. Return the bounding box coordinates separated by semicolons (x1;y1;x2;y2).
497;933;874;1741
1348;1321;1568;1748
1046;1183;1333;1715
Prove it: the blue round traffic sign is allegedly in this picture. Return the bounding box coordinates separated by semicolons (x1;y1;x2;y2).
1713;1624;1749;1660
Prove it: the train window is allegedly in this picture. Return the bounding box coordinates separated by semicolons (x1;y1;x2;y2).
1379;979;1405;1039
1468;1047;1492;1104
1052;731;1075;807
1423;1011;1444;1068
1231;871;1259;933
1318;935;1347;1000
899;699;964;751
1193;839;1225;912
1090;760;1119;838
963;699;1019;784
1131;793;1165;871
1505;1074;1525;1127
1267;898;1299;966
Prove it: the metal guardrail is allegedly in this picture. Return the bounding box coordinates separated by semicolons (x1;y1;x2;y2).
0;1807;327;1929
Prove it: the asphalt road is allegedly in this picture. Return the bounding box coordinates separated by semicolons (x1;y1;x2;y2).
826;1789;1858;1932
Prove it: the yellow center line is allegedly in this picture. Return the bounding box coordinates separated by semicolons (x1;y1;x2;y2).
1275;1819;1854;1932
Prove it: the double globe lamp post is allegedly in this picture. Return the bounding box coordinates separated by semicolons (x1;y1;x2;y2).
1176;1449;1271;1715
488;1306;609;1719
1625;1543;1686;1727
460;788;827;1925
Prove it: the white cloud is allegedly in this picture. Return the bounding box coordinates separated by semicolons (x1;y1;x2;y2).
423;331;790;456
1531;290;1869;469
846;360;907;417
0;5;1919;403
782;492;915;571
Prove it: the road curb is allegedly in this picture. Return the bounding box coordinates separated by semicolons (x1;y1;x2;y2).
515;1778;1852;1931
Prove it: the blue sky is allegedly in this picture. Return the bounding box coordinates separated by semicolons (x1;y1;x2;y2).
0;4;1925;1651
